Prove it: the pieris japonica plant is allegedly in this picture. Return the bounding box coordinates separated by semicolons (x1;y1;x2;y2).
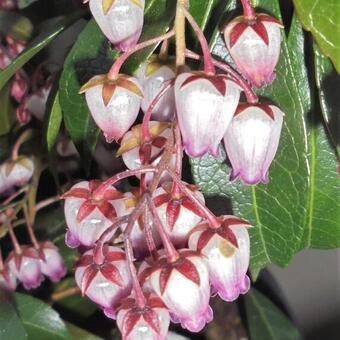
0;0;338;338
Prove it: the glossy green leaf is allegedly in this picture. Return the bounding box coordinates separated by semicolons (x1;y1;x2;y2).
0;291;27;340
293;0;340;73
0;84;15;136
66;323;103;340
59;19;116;166
191;1;340;277
0;11;85;92
314;43;340;158
245;289;301;340
14;293;71;340
0;10;33;41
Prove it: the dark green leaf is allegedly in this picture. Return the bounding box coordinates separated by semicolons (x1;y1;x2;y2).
0;11;86;92
14;293;71;340
0;10;33;41
0;84;15;136
0;291;27;340
59;19;116;166
293;0;340;73
245;289;301;340
66;323;103;340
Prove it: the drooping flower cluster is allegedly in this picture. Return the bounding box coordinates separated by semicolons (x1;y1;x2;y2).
60;0;286;338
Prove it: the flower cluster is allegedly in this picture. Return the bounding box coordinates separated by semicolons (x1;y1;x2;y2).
60;0;286;338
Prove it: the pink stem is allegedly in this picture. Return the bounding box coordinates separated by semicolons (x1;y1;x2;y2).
92;167;157;200
98;216;129;243
240;0;256;20
23;204;40;249
146;194;179;263
185;49;258;103
8;224;22;254
108;30;175;80
0;247;4;270
171;123;183;198
167;167;221;229
2;186;28;205
181;6;215;75
141;80;174;142
93;241;105;265
143;206;158;260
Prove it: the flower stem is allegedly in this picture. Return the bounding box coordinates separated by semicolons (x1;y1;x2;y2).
167;167;221;229
171;124;183;198
51;287;80;302
23;204;40;249
143;206;158;260
175;0;189;70
108;30;175;80
180;5;215;75
11;129;34;160
7;223;21;254
35;196;59;212
240;0;256;20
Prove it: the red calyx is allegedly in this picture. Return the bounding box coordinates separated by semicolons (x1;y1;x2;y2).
234;103;275;120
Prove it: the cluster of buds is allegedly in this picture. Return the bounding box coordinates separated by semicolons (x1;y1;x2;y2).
61;0;286;338
0;0;16;10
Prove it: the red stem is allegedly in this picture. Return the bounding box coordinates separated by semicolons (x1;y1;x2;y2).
171;124;183;198
146;194;179;263
23;204;40;249
98;216;129;243
240;0;256;20
142;206;158;260
92;167;157;200
8;224;22;254
181;6;215;75
141;80;173;142
108;30;175;80
167;167;221;229
185;49;258;103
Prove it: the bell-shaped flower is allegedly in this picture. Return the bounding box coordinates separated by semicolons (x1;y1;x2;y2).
80;74;143;143
136;56;177;122
11;72;28;103
113;191;161;258
153;182;205;247
175;72;241;157
189;215;251;302
38;241;66;282
89;0;144;51
224;14;283;88
117;121;176;184
149;250;212;332
7;246;43;290
116;293;170;340
224;103;284;185
62;180;123;248
0;264;17;291
75;244;132;318
0;0;16;10
25;85;52;121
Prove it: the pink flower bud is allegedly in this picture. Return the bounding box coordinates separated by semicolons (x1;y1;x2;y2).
149;250;212;332
81;74;143;143
175;72;241;157
224;14;283;88
113;191;161;258
38;242;66;282
7;246;43;290
224;103;284;185
89;0;145;51
16;101;32;125
188;216;251;301
63;180;124;248
75;245;132;318
117;122;176;184
0;265;17;291
116;294;170;340
0;0;16;10
0;47;11;69
153;182;205;247
0;157;34;195
11;72;28;102
136;57;177;122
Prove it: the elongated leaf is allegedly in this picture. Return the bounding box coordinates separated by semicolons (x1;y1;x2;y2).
191;1;340;277
14;293;71;340
293;0;340;73
0;84;15;136
0;291;27;340
66;323;103;340
314;43;340;157
245;289;301;340
0;10;33;41
59;19;116;166
0;11;86;92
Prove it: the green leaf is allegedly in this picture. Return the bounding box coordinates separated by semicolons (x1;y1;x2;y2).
44;91;62;152
293;0;340;73
17;0;39;8
0;11;86;92
14;293;71;340
0;84;15;136
66;323;103;340
0;291;27;340
0;10;33;41
191;1;340;277
314;43;340;157
59;19;117;166
245;289;301;340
